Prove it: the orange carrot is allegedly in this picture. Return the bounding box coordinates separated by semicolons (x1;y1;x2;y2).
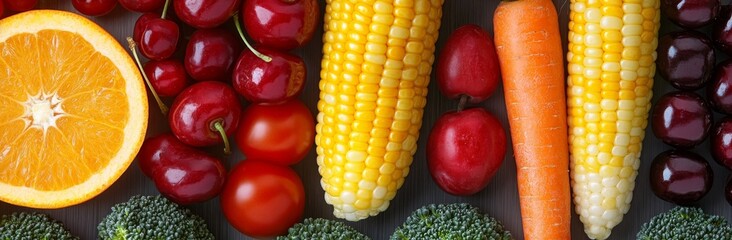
493;0;570;239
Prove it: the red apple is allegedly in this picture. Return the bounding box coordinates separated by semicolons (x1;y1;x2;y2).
436;24;501;103
427;108;507;196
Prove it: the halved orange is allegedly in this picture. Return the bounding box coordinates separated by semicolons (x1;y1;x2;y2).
0;10;148;208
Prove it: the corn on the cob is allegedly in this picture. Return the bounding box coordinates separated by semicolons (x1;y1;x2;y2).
315;0;444;221
567;0;660;239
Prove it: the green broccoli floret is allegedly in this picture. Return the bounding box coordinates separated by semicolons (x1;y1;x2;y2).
0;212;78;240
277;218;370;240
390;203;512;240
637;206;732;240
97;195;214;240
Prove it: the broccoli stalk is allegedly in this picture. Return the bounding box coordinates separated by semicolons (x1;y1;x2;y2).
637;206;732;240
277;218;370;240
0;212;78;240
97;195;214;240
391;203;512;240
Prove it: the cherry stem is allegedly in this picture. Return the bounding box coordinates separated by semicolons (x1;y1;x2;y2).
126;37;169;116
212;120;231;155
233;14;272;62
161;0;170;19
457;95;468;112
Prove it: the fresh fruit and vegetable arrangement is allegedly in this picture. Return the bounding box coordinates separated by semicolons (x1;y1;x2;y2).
1;0;732;239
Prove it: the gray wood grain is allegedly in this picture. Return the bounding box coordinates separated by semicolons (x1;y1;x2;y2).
0;0;729;239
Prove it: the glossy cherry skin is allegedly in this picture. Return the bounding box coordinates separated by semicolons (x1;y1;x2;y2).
713;6;732;54
436;24;501;103
184;28;242;82
427;108;507;196
242;0;319;50
140;19;179;61
709;60;732;114
137;133;226;205
169;81;242;147
232;47;306;104
72;0;118;16
143;60;189;97
133;13;158;43
662;0;720;28
657;31;715;90
651;91;712;148
0;1;4;19
118;0;163;12
650;150;713;205
711;118;732;170
173;0;240;29
3;0;36;12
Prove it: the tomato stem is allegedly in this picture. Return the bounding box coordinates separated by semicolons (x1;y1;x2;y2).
126;37;169;116
212;120;231;155
233;14;272;62
161;0;171;19
457;95;468;112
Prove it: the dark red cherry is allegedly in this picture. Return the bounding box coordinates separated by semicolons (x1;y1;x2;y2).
137;133;226;205
72;0;118;16
3;0;36;12
133;13;158;43
140;18;180;61
118;0;164;12
711;118;732;170
232;46;306;104
651;91;712;148
184;28;242;82
657;31;715;90
169;81;242;154
143;60;189;97
662;0;720;28
173;0;240;29
650;150;713;205
242;0;319;50
709;60;732;114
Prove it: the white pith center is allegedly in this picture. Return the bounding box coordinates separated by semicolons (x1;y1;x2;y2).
23;93;65;132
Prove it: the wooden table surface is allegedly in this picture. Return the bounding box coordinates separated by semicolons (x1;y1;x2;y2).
0;0;730;239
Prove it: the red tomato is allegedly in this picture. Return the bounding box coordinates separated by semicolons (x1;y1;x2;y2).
235;100;315;165
220;160;305;238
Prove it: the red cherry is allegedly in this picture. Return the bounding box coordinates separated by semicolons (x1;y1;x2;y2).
118;0;164;12
72;0;118;17
242;0;319;50
143;60;189;97
184;28;242;82
0;1;4;19
232;46;306;104
137;133;226;205
140;19;180;61
173;0;240;29
169;81;242;154
3;0;36;12
133;13;158;43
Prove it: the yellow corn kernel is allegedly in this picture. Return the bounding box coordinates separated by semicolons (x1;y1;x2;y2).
316;0;444;221
568;0;658;239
